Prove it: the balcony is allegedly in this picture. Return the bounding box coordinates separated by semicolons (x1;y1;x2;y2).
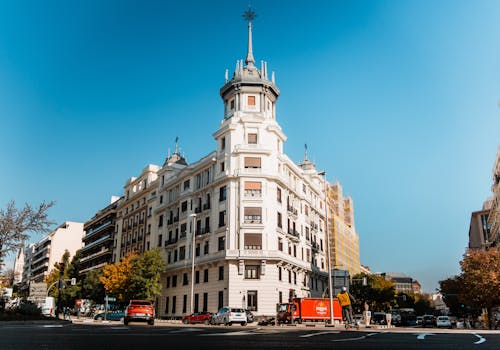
81;234;112;252
165;238;178;246
203;203;211;211
244;190;262;198
173;216;179;223
85;221;113;238
195;207;202;213
243;219;262;225
287;206;298;216
196;226;210;236
286;229;300;242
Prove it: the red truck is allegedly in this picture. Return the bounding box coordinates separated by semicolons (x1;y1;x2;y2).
277;297;342;324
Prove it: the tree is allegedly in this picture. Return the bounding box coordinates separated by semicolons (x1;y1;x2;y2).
100;249;165;302
100;253;135;301
350;273;396;312
82;269;105;303
128;249;166;300
46;251;71;299
439;276;467;317
0;201;55;264
458;249;500;329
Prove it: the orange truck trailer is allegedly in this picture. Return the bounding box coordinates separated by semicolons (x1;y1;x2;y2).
277;297;343;324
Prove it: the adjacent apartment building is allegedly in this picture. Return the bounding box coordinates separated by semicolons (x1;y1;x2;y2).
21;222;84;284
487;145;500;249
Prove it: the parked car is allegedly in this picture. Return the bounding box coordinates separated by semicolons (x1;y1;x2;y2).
94;310;125;322
422;315;436;328
436;316;452;328
416;316;423;325
371;312;387;325
124;300;155;325
182;312;212;324
245;309;255;323
211;307;247;326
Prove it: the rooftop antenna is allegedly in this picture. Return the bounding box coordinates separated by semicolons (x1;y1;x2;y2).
175;136;179;154
304;143;309;161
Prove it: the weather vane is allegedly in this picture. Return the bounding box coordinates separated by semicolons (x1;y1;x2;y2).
243;6;257;23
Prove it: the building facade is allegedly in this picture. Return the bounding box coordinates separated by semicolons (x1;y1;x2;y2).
148;17;333;318
487;145;500;249
326;182;361;276
80;198;120;275
22;222;84;284
468;202;492;251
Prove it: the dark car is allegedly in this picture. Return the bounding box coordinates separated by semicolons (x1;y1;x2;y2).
422;314;436;328
124;300;155;325
94;310;125;322
182;312;212;324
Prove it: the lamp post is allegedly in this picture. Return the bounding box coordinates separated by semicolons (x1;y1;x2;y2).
189;213;197;315
318;170;334;325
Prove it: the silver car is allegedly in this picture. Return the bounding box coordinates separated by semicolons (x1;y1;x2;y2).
211;307;247;326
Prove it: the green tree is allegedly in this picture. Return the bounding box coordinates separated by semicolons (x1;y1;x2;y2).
350;273;396;312
82;269;105;303
128;249;166;300
413;293;433;315
0;201;55;265
46;250;71;299
439;276;467;317
100;253;135;301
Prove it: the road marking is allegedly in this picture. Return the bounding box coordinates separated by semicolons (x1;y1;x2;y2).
331;336;366;342
473;333;486;345
42;325;63;328
300;331;340;338
110;327;129;330
169;328;205;333
200;330;256;336
417;333;435;340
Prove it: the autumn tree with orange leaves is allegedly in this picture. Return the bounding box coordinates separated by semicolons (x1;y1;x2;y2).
100;249;165;302
100;253;136;301
459;248;500;328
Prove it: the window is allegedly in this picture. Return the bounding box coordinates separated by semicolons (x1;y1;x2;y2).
245;265;260;279
203;293;208;312
278;238;283;251
172;296;176;314
165;296;169;314
247;291;257;311
293;272;297;285
218;291;224;310
195;243;200;257
244;157;261;168
218;266;224;280
166;276;170;288
221;137;226;150
194;293;199;313
183;180;190;190
218;236;225;251
218;210;226;227
248;133;257;144
220;161;225;172
181;201;188;212
183;273;188;285
179;246;185;260
288;270;292;283
172;275;177;287
204;241;209;255
244;207;262;224
183;295;187;313
195;270;200;284
244;181;261;196
158;234;162;247
203;269;209;282
278;267;282;281
158;215;163;227
230;99;235;110
160;195;163;204
244;233;262;250
248;95;256;106
219;186;227;201
277;212;282;228
277;187;282;203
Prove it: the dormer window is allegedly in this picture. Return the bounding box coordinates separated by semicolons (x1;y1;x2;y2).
230;100;235;110
221;137;226;150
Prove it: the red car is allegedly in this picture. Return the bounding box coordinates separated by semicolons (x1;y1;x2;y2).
124;300;155;325
182;312;213;325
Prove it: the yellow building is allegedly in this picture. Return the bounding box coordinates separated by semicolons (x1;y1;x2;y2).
326;182;361;276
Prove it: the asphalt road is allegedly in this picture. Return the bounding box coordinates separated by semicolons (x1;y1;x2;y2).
0;322;499;350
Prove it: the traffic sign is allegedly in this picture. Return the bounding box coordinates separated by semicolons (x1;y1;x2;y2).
106;296;116;302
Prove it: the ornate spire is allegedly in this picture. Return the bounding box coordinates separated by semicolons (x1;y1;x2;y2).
243;6;257;67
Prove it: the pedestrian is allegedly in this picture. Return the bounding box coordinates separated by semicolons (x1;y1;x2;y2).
337;286;356;326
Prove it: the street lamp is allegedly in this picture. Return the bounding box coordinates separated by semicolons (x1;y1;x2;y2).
318;170;334;325
189;213;197;315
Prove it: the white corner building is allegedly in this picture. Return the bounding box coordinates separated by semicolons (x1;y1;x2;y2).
152;13;332;318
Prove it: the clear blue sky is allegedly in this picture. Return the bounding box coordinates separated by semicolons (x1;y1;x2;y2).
1;0;499;293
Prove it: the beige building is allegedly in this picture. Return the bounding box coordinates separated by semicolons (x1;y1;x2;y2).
326;182;361;276
22;222;84;284
487;145;500;249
